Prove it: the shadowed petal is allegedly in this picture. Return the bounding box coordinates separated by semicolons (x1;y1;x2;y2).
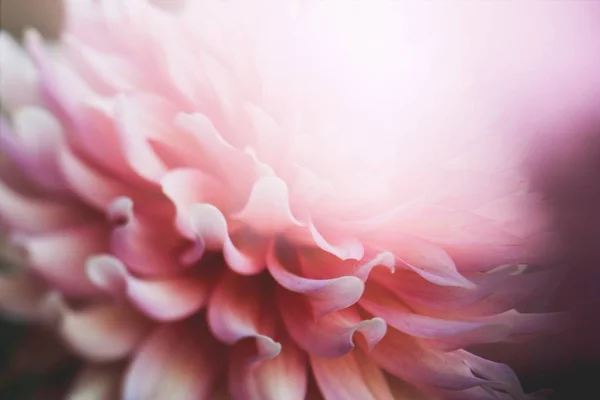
208;271;280;363
0;273;46;321
370;329;486;391
107;197;201;276
66;364;124;400
230;335;307;400
123;320;224;400
279;289;386;358
311;349;394;400
360;285;512;350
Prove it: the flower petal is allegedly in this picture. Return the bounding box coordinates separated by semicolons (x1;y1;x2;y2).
188;203;268;275
311;349;394;400
107;197;200;276
0;179;89;234
230;335;307;400
0;31;40;111
233;176;303;235
66;364;124;400
49;296;152;362
123;321;224;400
267;242;364;317
394;235;475;288
87;254;210;322
18;224;108;296
0;273;46;321
0;107;65;192
360;285;512;350
161;168;228;238
207;271;280;363
370;329;486;391
279;289;386;358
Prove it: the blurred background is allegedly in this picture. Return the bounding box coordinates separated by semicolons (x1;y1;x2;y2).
1;0;599;399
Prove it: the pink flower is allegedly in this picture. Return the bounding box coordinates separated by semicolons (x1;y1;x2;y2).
1;1;597;399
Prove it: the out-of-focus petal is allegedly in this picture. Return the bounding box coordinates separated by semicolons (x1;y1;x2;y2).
66;364;124;400
0;273;46;321
123;320;224;400
17;224;108;296
87;254;210;322
0;32;40;111
0;179;90;234
46;295;152;362
311;349;394;400
0;107;65;192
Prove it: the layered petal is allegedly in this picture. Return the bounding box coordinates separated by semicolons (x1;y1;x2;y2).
207;271;280;363
230;335;307;400
311;349;394;400
87;254;210;321
123;320;224;400
279;289;386;358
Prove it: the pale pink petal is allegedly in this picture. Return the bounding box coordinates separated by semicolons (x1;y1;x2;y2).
50;297;152;362
107;197;200;276
87;254;210;322
66;364;124;400
59;145;142;211
393;235;475;288
279;289;386;358
161;168;228;238
308;221;364;261
175;112;257;192
244;103;288;169
311;349;394;400
17;224;108;296
207;271;281;363
113;95;171;182
0;107;65;192
267;242;364;317
0;179;90;234
64;33;146;95
230;335;307;400
123;321;224;400
0;32;40;111
188;203;268;275
233;176;302;235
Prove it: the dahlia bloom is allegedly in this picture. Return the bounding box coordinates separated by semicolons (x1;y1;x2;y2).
1;0;596;399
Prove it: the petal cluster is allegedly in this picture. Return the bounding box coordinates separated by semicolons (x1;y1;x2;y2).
0;0;589;399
